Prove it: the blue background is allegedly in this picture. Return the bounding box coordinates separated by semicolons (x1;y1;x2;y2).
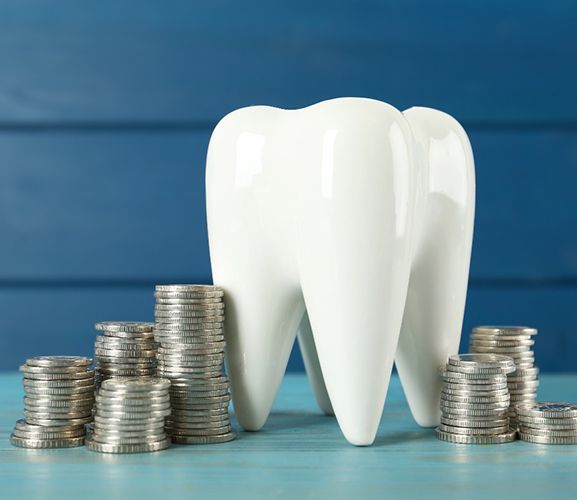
0;0;576;371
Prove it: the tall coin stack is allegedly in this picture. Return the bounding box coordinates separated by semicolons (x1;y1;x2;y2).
437;353;517;444
516;402;577;444
469;326;539;429
94;321;157;388
154;284;235;444
10;356;94;449
86;377;171;453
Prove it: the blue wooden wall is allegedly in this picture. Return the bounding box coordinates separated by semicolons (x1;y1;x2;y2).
1;1;577;371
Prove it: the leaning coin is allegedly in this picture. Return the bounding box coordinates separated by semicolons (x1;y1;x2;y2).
85;436;171;453
26;356;93;368
21;364;92;374
515;402;577;419
171;432;235;444
436;428;517;444
10;434;85;449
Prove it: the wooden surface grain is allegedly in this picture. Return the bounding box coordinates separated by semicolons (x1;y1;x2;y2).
1;373;577;499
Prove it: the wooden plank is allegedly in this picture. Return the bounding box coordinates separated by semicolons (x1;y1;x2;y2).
0;0;576;123
0;285;576;372
1;373;577;499
0;128;576;280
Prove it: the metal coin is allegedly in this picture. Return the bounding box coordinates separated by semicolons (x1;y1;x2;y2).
155;303;224;311
440;417;509;428
515;402;577;419
10;434;85;449
155;297;223;305
23;371;95;381
436;428;517;444
85;435;171;453
518;432;577;444
23;377;94;387
171;432;235;444
517;415;577;427
440;369;508;383
91;433;167;445
167;424;232;436
25;415;93;426
441;387;509;397
438;424;510;435
469;338;535;347
101;377;170;392
447;354;516;374
441;394;510;404
21;364;93;374
469;345;533;354
155;284;223;294
26;356;93;367
472;326;538;336
95;321;154;333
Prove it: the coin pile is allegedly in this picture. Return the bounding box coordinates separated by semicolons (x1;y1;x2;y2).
94;321;157;388
469;326;539;428
516;402;577;444
154;284;235;444
86;377;171;453
436;353;517;444
10;356;94;448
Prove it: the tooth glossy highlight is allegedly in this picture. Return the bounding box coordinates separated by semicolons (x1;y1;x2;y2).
206;98;475;445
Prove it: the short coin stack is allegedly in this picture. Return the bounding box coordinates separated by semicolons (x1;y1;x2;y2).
86;377;171;453
517;402;577;444
10;356;94;448
437;353;517;444
154;284;235;444
469;325;539;428
94;321;157;388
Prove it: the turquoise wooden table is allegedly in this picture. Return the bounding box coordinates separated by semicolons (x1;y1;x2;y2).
1;373;577;499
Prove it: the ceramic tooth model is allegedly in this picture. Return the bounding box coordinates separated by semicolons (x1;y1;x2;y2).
206;98;475;446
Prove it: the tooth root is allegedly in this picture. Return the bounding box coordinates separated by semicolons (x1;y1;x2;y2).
395;107;475;427
297;311;334;416
221;274;302;431
299;110;417;445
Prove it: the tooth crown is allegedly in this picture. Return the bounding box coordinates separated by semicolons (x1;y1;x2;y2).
206;98;475;446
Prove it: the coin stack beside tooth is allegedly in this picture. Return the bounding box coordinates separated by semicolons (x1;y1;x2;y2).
436;353;518;444
154;284;235;444
94;321;157;388
469;326;539;429
10;356;94;448
85;377;171;453
516;402;577;444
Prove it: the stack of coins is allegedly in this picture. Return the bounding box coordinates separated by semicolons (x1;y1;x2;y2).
436;353;517;444
10;356;94;449
517;402;577;444
469;326;539;428
154;284;235;444
94;321;157;388
86;377;171;453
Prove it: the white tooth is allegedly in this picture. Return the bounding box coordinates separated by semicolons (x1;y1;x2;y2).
206;98;475;446
395;107;475;427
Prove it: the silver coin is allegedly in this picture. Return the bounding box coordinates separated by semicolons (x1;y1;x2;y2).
96;403;171;414
440;407;509;418
23;371;95;381
96;388;169;400
95;321;154;333
155;303;224;311
158;371;223;380
26;356;93;367
25;415;93;426
102;330;155;340
470;338;535;347
155;311;225;320
155;284;223;294
517;415;577;426
95;347;157;357
167;424;232;436
101;377;170;392
515;402;577;419
14;420;86;438
437;424;510;435
470;345;533;354
14;419;84;432
518;432;577;445
93;415;165;426
447;354;516;374
436;428;517;444
441;394;510;405
96;395;170;406
165;415;230;426
440;369;508;383
21;364;93;374
91;433;167;445
24;387;96;398
507;379;540;390
23;377;95;387
155;297;223;305
472;326;538;336
95;339;156;351
85;435;171;453
442;387;510;397
24;397;94;408
10;434;85;449
440;416;509;428
170;390;230;400
441;399;510;410
155;330;224;339
91;424;165;434
171;432;235;445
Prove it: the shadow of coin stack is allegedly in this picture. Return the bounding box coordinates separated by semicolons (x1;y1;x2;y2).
437;353;517;444
10;356;94;448
154;284;235;444
86;377;171;453
469;326;539;429
93;322;158;389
